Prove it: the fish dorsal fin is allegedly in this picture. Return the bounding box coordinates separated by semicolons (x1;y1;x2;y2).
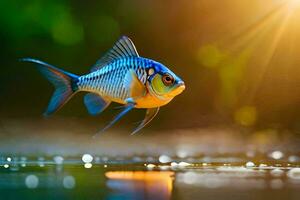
91;36;139;72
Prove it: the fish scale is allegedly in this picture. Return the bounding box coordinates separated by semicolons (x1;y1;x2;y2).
77;59;140;99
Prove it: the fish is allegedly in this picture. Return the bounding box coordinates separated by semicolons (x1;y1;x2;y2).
20;36;185;135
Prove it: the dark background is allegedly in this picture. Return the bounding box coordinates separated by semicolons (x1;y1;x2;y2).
1;0;300;132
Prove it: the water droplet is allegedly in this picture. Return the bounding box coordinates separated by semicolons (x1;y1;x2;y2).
178;162;191;167
245;161;255;167
84;163;92;169
171;162;178;167
159;155;171;163
82;154;93;163
270;151;284;160
146;164;155;169
53;156;64;165
259;163;268;169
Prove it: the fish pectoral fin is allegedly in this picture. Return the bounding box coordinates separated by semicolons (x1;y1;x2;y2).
93;102;135;138
84;93;111;116
131;107;160;135
124;69;146;98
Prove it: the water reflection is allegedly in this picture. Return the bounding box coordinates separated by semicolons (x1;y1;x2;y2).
105;171;174;200
177;168;267;189
0;156;299;200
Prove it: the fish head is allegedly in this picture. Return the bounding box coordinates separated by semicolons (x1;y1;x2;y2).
146;61;185;100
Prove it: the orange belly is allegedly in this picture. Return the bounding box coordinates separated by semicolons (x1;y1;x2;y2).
111;94;173;108
107;86;173;109
134;93;173;108
111;93;172;108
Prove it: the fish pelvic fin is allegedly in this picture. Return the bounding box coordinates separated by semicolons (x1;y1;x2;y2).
131;107;160;135
84;93;111;116
20;58;79;116
93;102;135;138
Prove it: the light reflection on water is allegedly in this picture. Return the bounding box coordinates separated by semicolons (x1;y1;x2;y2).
0;156;300;200
105;171;174;200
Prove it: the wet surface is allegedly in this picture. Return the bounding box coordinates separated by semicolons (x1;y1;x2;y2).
1;119;300;199
0;155;300;200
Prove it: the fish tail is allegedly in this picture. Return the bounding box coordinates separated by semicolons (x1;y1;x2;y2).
20;58;79;116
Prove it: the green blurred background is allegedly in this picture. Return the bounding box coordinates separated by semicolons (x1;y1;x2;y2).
1;0;300;132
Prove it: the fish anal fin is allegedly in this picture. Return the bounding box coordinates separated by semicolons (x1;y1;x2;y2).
131;107;160;135
84;93;111;116
91;36;139;72
124;69;146;99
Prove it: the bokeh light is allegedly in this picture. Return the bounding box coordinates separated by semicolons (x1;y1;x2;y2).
63;175;76;189
25;175;39;189
234;106;257;126
82;154;93;163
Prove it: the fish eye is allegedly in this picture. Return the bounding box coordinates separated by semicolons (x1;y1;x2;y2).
162;73;174;86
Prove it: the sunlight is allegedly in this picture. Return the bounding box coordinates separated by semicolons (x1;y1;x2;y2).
288;0;300;11
215;0;300;105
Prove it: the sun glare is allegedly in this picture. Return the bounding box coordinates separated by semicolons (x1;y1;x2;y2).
287;0;300;11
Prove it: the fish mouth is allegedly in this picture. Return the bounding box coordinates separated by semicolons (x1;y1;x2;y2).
177;81;185;91
166;81;185;97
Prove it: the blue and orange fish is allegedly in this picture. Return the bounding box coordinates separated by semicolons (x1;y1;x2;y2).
21;36;185;135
